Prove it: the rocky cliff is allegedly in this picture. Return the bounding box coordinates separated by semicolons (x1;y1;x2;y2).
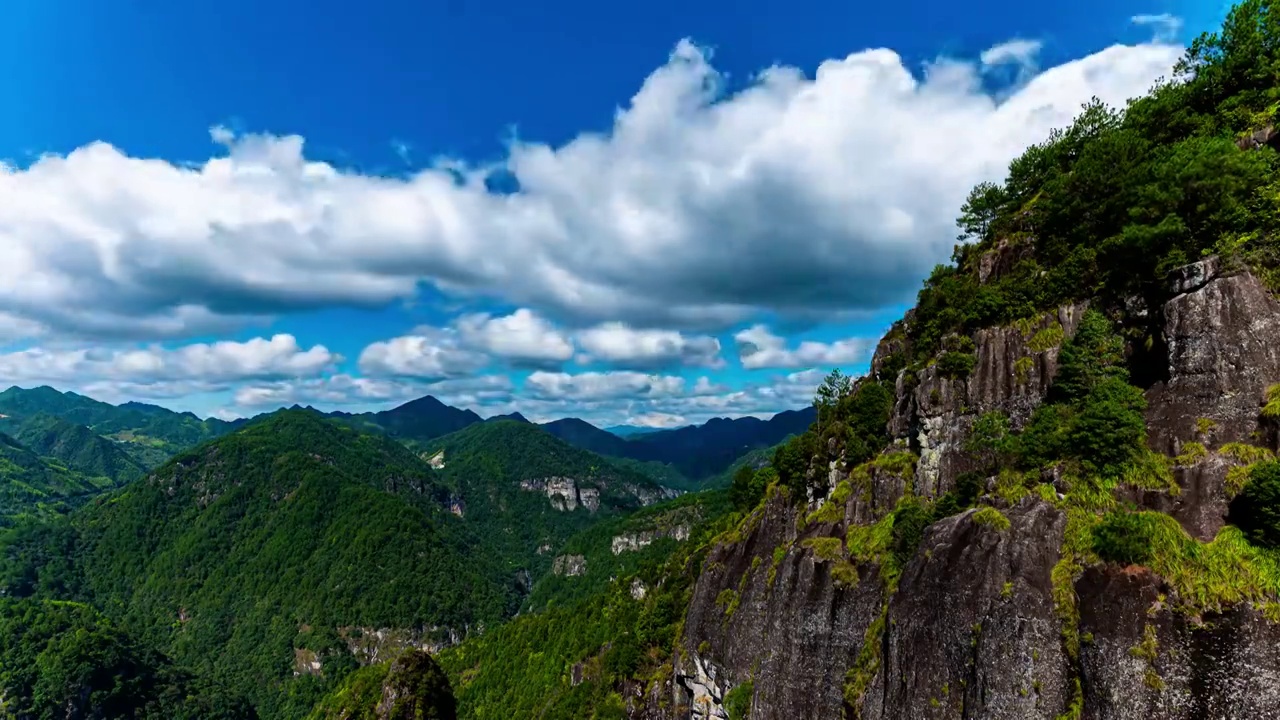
643;255;1280;720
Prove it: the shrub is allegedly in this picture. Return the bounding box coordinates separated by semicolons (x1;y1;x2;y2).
891;497;929;569
1229;460;1280;548
1093;511;1157;565
724;680;754;720
937;351;977;380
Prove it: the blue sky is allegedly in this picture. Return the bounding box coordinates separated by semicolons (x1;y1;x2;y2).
0;0;1229;426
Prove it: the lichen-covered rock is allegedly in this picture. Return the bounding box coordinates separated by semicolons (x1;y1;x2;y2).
865;497;1070;720
552;554;587;577
897;303;1087;499
1076;565;1280;720
675;492;883;720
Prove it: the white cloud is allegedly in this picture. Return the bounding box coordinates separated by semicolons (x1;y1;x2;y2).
525;371;687;401
576;323;722;368
357;330;489;379
454;309;574;366
232;373;514;409
0;334;338;391
980;39;1044;70
1131;14;1183;43
0;37;1181;339
733;325;872;369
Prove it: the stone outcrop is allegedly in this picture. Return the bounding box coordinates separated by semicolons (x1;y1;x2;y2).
652;257;1280;719
1140;257;1280;539
611;523;692;554
519;477;676;512
885;303;1087;500
552;554;587;577
339;626;461;665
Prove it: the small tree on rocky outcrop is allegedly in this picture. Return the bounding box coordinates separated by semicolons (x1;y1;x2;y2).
1229;460;1280;548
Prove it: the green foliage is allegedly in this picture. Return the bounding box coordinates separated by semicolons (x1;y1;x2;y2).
437;511;730;720
1229;460;1280;548
1264;383;1280;419
890;496;928;571
0;411;518;718
971;507;1011;532
802;536;844;562
308;651;457;720
724;679;754;720
0;386;236;469
1093;511;1158;565
730;464;772;513
936;351;977;380
0;433;118;528
0;598;254;719
523;492;732;612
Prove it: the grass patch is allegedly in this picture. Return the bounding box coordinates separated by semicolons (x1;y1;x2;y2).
1014;356;1034;385
843;604;888;717
1174;442;1207;466
1263;384;1280;420
1028;323;1065;353
802;536;844;563
972;506;1011;532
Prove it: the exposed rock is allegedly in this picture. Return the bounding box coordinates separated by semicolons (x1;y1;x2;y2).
340;626;460;665
1235;124;1279;152
630;578;648;600
373;651;458;720
899;303;1087;499
553;554;587;577
293;647;323;677
611;524;692;554
1077;565;1280;719
1143;258;1280;538
866;497;1070;719
977;235;1034;284
676;493;883;719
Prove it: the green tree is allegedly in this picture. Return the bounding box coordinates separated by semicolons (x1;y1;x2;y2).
1229;460;1280;548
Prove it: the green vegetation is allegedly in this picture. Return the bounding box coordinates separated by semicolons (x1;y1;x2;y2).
308;651;456;720
1229;460;1280;548
0;411;517;718
724;679;754;720
0;432;119;527
436;510;733;719
0;598;254;719
523;491;732;611
428;420;671;586
972;507;1011;532
0;386;237;468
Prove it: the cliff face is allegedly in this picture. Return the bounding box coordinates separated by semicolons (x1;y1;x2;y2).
651;257;1280;720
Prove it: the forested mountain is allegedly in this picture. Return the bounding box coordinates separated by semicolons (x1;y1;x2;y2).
0;386;237;468
425;420;677;584
0;432;117;527
0;413;146;485
0;411;517;718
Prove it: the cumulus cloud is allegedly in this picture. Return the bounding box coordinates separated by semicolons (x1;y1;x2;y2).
524;371;689;401
575;323;723;369
734;325;872;369
357;331;489;379
0;37;1181;340
1132;14;1183;43
0;334;338;392
454;309;575;366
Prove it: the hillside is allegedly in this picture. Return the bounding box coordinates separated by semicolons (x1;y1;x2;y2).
426;420;677;582
542;408;816;482
0;598;255;719
0;432;115;526
0;412;146;485
0;386;236;468
0;410;519;719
